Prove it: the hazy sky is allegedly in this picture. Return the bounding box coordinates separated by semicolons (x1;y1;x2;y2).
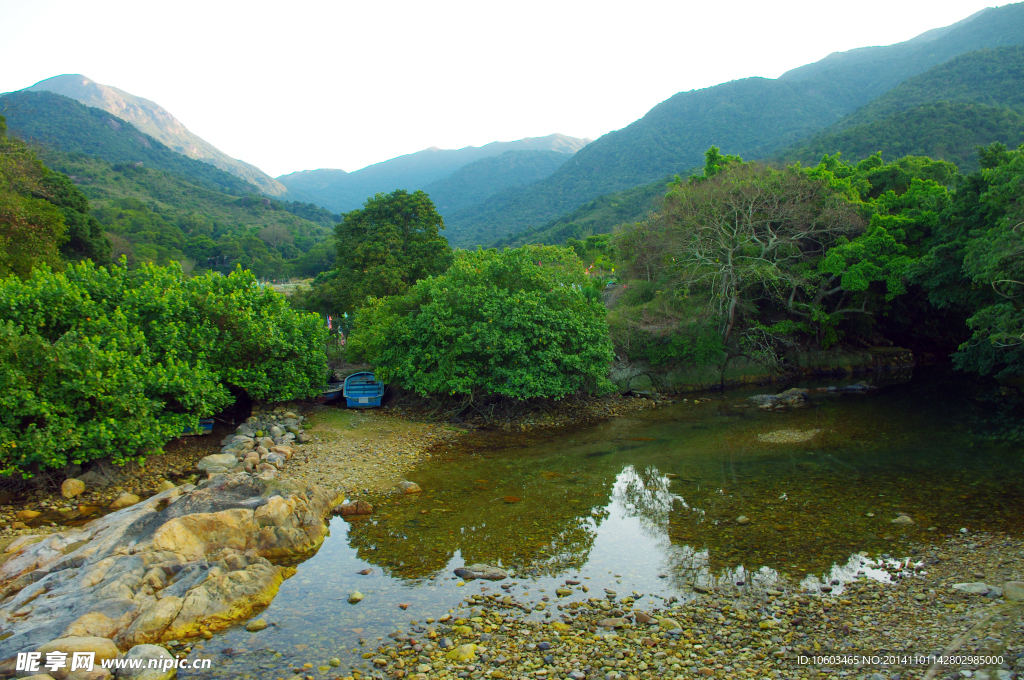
0;0;1000;176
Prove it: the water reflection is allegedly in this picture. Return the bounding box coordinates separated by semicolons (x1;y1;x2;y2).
180;367;1024;678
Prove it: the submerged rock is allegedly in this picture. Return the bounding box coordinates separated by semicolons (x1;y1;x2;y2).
0;474;341;662
748;388;809;409
453;563;508;581
396;481;422;494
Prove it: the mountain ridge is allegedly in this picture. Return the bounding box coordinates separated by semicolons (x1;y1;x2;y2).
24;74;289;197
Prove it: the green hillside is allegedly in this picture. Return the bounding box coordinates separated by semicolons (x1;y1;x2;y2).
781;47;1024;170
784;102;1024;171
1;90;255;196
277;134;587;213
443;3;1024;246
812;46;1024;134
39;148;335;278
779;3;1024;109
488;177;671;249
25;74;290;196
421;150;570;220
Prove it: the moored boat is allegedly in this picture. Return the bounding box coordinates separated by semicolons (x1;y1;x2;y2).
343;372;384;408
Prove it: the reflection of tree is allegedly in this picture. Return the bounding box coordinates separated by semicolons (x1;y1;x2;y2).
343;456;619;580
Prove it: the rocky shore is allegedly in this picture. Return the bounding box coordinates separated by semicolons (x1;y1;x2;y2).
266;533;1023;680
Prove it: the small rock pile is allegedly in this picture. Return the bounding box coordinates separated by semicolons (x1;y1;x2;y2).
197;409;311;481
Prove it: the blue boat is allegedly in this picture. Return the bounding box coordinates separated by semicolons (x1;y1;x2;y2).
343;372;384;408
318;381;345;404
182;418;214;436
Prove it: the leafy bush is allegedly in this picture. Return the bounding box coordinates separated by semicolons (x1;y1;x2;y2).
347;245;614;401
0;261;327;477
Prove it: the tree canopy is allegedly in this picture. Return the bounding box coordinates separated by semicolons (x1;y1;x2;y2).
347;245;614;402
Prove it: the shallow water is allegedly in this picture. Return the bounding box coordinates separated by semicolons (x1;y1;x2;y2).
180;366;1024;678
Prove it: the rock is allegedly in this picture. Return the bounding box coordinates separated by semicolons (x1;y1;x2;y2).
196;454;239;472
737;515;750;524
109;492;141;510
269;426;283;437
0;474;341;660
16;509;41;520
1003;581;1024;601
555;588;573;596
155;480;176;493
748;388;808;407
453;563;507;581
297;434;311;443
597;617;628;628
634;611;653;624
397;481;422;494
61;479;85;499
657;617;681;630
115;644;175;680
445;644;477;663
952;582;993;595
334;500;374;516
259;437;275;450
348;591;364;604
5;534;43;553
245;618;268;632
891;515;914;525
35;637;120;680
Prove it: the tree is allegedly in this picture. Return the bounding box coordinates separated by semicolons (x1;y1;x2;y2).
347;245;614;403
0;115;67;278
319;190;453;314
664;162;865;342
40;171;112;265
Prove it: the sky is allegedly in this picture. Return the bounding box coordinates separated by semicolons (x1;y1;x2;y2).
0;0;1001;177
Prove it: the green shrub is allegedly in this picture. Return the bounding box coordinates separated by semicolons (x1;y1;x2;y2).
347;245;615;401
0;261;327;477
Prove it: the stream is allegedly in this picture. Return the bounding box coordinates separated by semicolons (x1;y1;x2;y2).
179;365;1024;678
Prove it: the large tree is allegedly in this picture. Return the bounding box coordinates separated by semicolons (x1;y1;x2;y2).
319;189;453;315
347;245;614;403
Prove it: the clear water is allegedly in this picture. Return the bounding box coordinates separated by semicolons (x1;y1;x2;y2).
180;367;1024;678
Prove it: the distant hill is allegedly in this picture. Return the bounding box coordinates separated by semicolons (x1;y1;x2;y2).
276;134;589;213
1;90;257;196
778;5;1024;110
24;74;289;196
420;150;570;218
781;47;1024;170
38;147;334;277
444;2;1024;246
488;177;671;250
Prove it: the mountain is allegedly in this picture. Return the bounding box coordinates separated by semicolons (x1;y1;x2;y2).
276;134;589;213
420;150;571;218
780;47;1024;170
488;177;671;250
444;2;1024;246
37;147;334;278
1;90;257;196
777;5;1024;110
24;74;289;197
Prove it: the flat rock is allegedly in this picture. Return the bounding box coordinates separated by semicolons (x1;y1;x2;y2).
0;474;341;662
196;454;239;472
952;582;994;595
35;637;120;680
453;563;507;581
115;644;175;680
109;492;140;510
892;515;914;525
597;617;628;628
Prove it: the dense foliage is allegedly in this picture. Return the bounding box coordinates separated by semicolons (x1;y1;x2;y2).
297;190;453;316
347;246;614;401
784;102;1024;172
0;261;327;477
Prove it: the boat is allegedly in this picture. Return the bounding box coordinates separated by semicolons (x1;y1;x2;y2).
182;418;214;436
343;372;384;408
318;381;345;404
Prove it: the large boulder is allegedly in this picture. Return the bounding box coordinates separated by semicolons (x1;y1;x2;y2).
196;454;240;473
0;474;341;665
34;637;120;680
115;644;175;680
